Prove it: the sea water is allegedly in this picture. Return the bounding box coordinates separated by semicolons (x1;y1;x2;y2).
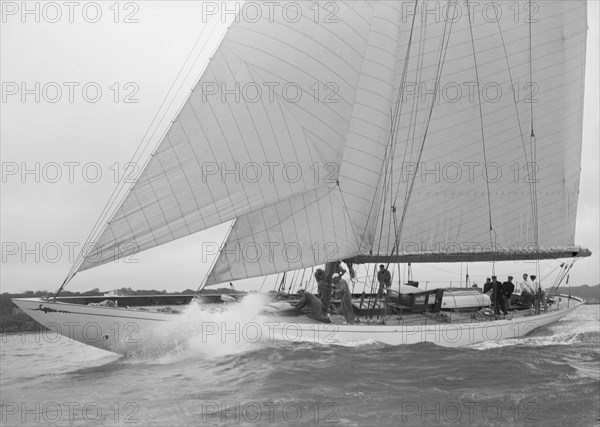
1;299;598;426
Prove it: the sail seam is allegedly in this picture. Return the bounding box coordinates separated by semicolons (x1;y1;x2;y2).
178;115;224;224
492;1;536;247
339;2;390;254
166;134;207;230
132;189;159;246
337;184;362;253
393;0;456;256
394;2;427;213
62;12;237;285
466;0;495;247
155;154;192;235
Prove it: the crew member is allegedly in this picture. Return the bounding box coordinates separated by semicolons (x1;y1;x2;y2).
531;274;545;314
324;261;347;284
483;278;492;294
333;273;355;324
491;276;505;315
315;269;332;316
518;273;535;307
502;276;515;315
377;264;391;298
295;289;329;323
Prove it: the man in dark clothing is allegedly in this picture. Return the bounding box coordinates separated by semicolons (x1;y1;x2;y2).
483;278;492;294
315;269;325;298
295;290;330;323
315;269;332;316
502;276;516;315
491;276;505;315
377;264;391;298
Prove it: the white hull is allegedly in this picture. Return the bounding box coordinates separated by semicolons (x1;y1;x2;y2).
11;299;179;355
12;295;584;355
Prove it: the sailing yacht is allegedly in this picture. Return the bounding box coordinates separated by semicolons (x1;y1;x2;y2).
13;0;590;354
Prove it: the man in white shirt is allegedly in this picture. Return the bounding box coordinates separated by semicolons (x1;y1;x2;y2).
518;274;534;293
518;273;534;306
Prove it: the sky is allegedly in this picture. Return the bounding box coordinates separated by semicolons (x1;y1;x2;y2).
1;1;599;294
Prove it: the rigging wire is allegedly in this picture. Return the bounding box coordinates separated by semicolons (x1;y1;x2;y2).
394;11;428;207
342;0;421;313
295;268;307;295
526;0;541;284
354;0;421;259
391;4;427;251
196;219;237;294
392;0;457;252
272;273;281;292
548;259;578;295
491;0;544;284
58;12;239;295
258;275;269;292
466;0;495;253
336;182;363;253
382;0;422;256
491;0;538;252
308;266;316;294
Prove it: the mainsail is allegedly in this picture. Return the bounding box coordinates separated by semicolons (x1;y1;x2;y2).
73;1;589;286
362;0;589;262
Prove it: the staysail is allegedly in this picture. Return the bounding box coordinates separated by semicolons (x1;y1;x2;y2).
74;1;589;286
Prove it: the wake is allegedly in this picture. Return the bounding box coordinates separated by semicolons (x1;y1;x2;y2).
470;314;599;350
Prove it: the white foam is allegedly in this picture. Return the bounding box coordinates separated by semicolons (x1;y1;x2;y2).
469;315;599;350
333;338;380;348
127;293;272;361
